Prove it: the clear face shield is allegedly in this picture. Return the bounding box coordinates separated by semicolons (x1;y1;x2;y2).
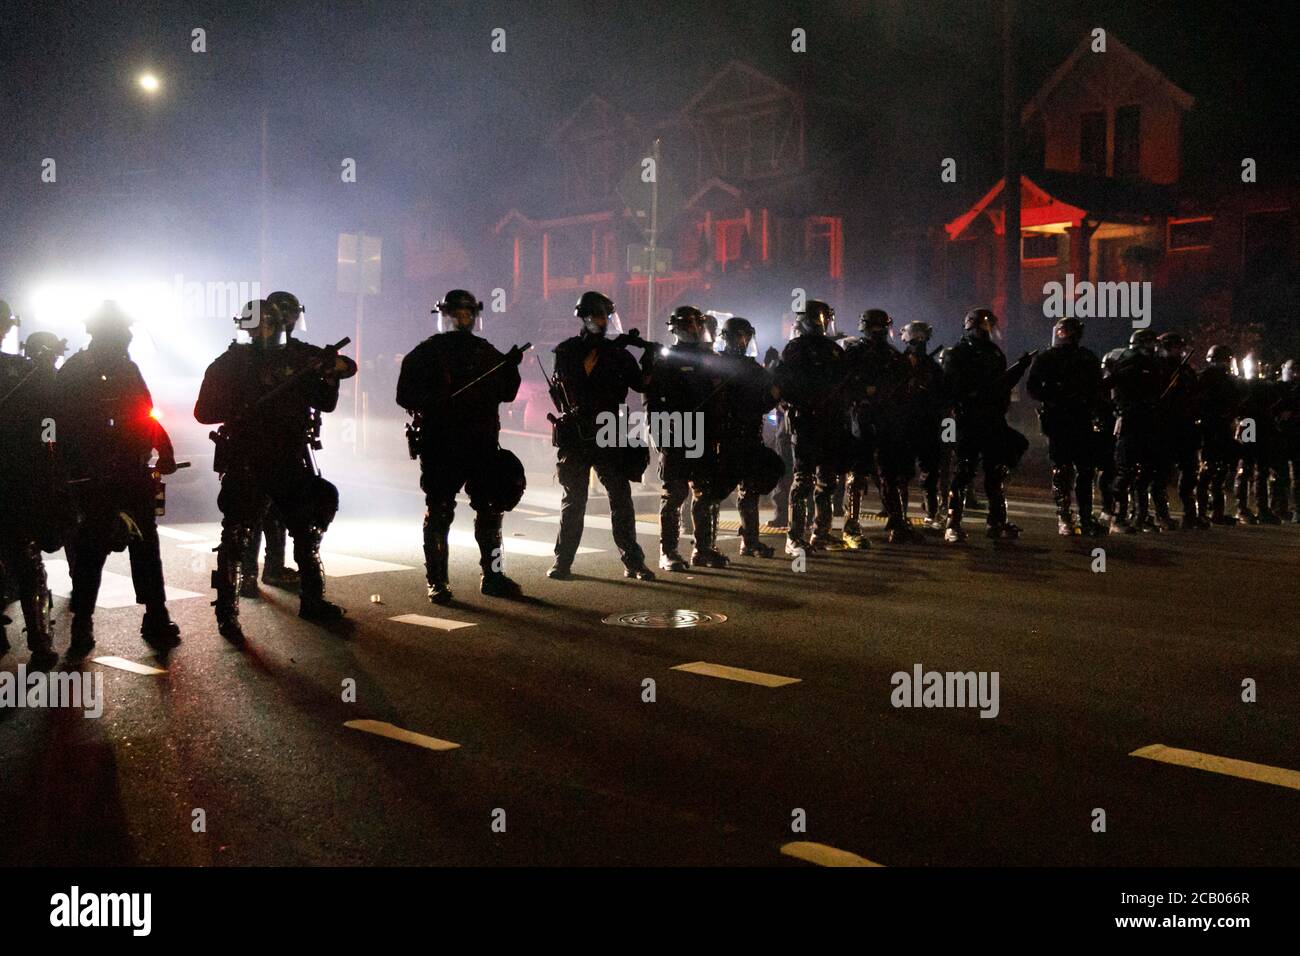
1283;361;1295;384
438;307;482;334
672;316;710;346
582;310;623;338
716;330;758;358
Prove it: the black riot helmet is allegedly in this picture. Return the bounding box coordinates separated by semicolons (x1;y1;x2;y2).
794;300;836;338
1156;331;1188;359
667;305;708;345
86;300;134;350
266;291;304;332
22;331;68;366
1053;317;1084;345
900;320;932;342
900;321;932;353
718;316;757;357
574;290;621;337
964;308;998;338
238;298;286;347
1130;328;1157;353
1206;344;1233;368
859;309;893;340
433;289;483;333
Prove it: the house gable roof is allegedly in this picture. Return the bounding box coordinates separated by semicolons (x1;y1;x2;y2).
1021;31;1194;125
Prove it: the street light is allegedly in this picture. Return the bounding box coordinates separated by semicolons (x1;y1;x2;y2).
138;72;161;94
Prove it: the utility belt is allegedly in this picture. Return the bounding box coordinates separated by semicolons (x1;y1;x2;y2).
548;411;593;449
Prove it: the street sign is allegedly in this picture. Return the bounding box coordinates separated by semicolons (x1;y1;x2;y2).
337;232;382;296
627;244;672;276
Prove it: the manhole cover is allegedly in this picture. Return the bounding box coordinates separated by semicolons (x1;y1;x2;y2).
602;609;728;628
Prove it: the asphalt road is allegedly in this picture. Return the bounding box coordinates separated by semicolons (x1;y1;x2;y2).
2;460;1298;867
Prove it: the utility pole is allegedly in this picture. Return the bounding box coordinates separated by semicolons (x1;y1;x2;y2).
1001;0;1021;339
646;137;661;342
260;107;269;293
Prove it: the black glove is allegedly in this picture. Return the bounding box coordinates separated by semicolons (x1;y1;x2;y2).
764;346;780;367
506;345;526;367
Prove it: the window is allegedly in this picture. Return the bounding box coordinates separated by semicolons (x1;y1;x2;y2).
1079;110;1106;175
1114;105;1141;178
1021;232;1060;262
1168;216;1213;251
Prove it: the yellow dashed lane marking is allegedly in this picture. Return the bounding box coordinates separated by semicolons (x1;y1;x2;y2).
1131;744;1300;791
781;842;884;867
671;661;800;687
345;719;461;752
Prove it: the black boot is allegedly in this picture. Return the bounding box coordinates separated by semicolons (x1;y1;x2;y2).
476;513;522;598
141;604;181;651
297;530;346;621
69;611;96;659
423;509;453;604
261;520;300;589
213;528;246;643
738;491;774;557
240;523;261;596
21;582;58;670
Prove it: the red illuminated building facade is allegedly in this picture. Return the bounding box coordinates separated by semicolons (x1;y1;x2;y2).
930;32;1298;345
492;62;865;344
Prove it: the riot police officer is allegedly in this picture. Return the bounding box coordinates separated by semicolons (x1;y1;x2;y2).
1026;317;1104;536
941;308;1031;542
1196;345;1242;525
1235;359;1283;524
773;300;849;554
239;290;307;594
644;305;727;570
196;298;357;641
60;301;181;656
843;309;916;544
1276;359;1300;521
0;307;62;666
396;290;527;603
897;321;948;529
714;316;782;557
1105;329;1164;534
1153;332;1205;529
547;291;655;581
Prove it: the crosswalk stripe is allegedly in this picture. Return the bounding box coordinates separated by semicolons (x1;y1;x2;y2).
671;661;801;688
157;525;205;541
1130;744;1300;791
344;719;460;752
389;614;476;631
45;560;203;608
93;656;166;676
780;841;883;867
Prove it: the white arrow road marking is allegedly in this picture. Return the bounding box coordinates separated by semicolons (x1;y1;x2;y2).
92;656;167;676
389;614;476;631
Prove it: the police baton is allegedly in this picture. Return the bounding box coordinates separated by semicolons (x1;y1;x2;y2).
449;343;532;399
